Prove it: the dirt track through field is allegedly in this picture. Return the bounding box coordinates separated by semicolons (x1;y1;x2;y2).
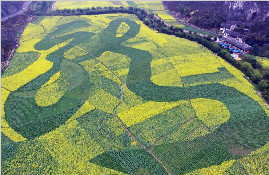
97;59;172;175
61;32;173;175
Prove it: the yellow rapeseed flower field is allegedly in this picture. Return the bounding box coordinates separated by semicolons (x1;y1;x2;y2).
2;41;69;91
35;78;68;107
185;160;236;175
64;46;88;59
191;98;230;129
118;101;181;127
2;13;269;175
88;89;120;114
116;22;130;37
67;101;96;122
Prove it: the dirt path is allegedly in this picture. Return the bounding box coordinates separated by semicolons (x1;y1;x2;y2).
53;33;172;174
96;60;172;175
150;118;196;152
1;1;32;22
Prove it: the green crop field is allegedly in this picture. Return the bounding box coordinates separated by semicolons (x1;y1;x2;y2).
2;13;269;175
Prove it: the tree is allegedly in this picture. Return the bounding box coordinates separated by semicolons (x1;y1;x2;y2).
148;13;154;18
136;11;141;18
206;35;212;41
144;18;151;26
156;19;161;24
209;43;221;53
250;69;263;84
241;62;253;74
241;54;261;69
252;44;260;55
262;90;269;102
219;49;232;61
258;80;269;91
262;68;269;80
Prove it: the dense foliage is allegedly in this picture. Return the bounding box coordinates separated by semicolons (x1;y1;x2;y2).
164;1;269;57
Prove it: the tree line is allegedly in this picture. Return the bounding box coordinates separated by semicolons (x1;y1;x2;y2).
35;6;269;103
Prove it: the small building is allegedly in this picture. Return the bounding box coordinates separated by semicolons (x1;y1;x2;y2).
220;23;231;33
223;30;241;39
222;37;252;51
228;21;253;29
220;23;236;33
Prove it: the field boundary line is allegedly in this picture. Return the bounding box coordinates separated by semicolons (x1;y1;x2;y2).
150;117;196;152
97;58;172;175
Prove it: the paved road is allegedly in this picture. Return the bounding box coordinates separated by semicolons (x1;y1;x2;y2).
1;1;32;22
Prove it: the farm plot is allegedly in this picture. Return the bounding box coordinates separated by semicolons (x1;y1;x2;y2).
156;12;184;27
54;1;184;27
1;14;269;175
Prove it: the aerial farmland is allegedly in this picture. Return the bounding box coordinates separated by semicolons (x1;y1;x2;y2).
1;1;269;175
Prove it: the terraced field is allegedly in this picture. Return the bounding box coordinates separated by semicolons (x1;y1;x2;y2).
2;14;269;175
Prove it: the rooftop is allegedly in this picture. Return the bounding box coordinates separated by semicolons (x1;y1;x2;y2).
220;23;231;29
224;30;241;38
227;21;253;28
222;37;252;51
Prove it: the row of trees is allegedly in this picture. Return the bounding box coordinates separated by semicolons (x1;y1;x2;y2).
38;6;269;103
240;54;269;101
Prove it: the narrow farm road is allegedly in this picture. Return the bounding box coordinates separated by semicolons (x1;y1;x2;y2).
65;35;172;174
97;59;172;175
1;1;32;22
150;118;196;152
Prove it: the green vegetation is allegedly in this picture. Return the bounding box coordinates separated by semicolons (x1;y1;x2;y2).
153;135;233;175
127;1;137;7
2;52;40;77
90;149;166;175
257;56;269;69
1;134;19;161
2;12;269;175
181;67;234;86
182;25;212;35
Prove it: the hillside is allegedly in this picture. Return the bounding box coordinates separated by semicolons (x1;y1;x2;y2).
163;1;269;26
1;1;25;18
1;13;269;175
163;1;269;57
